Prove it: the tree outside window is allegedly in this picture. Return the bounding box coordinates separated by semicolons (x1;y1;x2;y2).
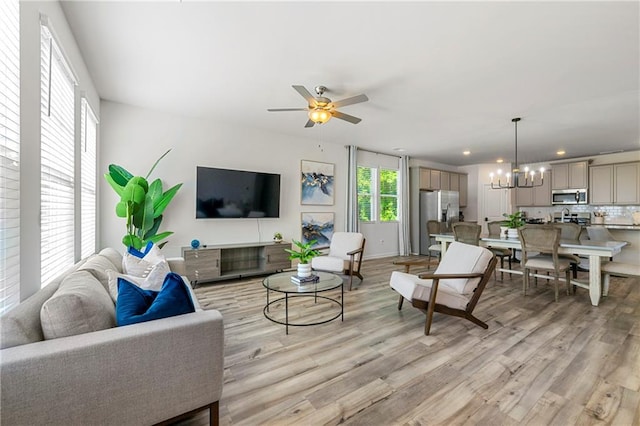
357;166;398;222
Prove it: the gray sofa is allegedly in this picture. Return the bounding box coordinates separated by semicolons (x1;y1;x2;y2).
0;248;224;426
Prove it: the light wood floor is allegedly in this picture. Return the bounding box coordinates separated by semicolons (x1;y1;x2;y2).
186;256;640;425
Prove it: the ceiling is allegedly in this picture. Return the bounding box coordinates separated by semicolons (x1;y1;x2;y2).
60;1;639;166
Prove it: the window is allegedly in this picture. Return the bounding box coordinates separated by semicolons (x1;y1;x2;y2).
379;169;398;222
0;0;20;314
357;166;399;223
80;98;98;259
40;22;77;287
357;166;374;222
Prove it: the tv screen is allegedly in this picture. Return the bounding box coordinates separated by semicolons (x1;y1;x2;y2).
196;166;281;218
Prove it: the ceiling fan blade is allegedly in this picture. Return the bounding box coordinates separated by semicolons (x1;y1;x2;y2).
292;85;317;106
304;119;315;128
331;94;369;108
332;110;362;124
267;108;308;112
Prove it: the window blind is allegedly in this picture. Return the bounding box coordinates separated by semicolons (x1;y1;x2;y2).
40;23;77;287
80;98;98;259
0;0;20;314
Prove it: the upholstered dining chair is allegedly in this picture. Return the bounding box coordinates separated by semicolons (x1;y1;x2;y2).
311;232;365;291
486;221;512;281
452;222;481;245
389;242;497;335
553;222;582;278
426;220;442;267
518;225;572;302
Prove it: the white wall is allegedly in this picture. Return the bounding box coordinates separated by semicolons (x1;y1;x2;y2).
20;1;100;300
99;101;347;258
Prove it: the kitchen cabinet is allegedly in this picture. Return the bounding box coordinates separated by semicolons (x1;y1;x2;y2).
514;171;551;206
459;174;468;207
418;167;467;206
552;161;588;190
589;162;640;205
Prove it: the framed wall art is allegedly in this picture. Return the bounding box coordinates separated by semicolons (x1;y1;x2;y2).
301;160;334;205
301;212;334;247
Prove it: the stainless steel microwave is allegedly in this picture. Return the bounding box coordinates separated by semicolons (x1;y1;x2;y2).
551;189;588;205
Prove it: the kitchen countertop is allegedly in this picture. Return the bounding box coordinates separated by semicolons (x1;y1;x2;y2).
590;224;640;231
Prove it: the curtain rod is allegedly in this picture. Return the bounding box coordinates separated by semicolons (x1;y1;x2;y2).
344;145;403;159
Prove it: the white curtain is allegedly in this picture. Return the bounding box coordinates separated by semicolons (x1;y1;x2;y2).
346;145;359;232
398;155;411;255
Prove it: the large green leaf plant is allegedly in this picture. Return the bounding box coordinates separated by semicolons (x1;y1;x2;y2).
104;149;183;250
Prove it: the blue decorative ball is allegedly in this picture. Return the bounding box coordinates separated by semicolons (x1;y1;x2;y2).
191;239;200;249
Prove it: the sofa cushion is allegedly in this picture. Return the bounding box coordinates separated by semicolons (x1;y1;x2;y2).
77;254;119;293
40;270;116;340
116;272;195;326
99;247;123;273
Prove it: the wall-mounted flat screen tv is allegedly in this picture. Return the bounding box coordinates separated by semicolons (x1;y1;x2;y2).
196;166;281;218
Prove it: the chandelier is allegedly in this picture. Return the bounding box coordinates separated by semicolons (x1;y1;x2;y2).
490;117;545;189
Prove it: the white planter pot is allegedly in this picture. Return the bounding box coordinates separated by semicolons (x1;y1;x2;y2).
507;228;519;239
297;263;312;278
500;226;509;238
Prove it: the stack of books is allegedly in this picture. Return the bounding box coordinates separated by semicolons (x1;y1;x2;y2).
291;274;320;285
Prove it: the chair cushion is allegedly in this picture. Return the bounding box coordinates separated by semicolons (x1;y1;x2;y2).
524;255;572;271
434;242;494;294
40;271;116;340
328;232;364;260
312;256;346;273
428;244;441;252
412;281;470;310
390;271;421;301
601;261;640;277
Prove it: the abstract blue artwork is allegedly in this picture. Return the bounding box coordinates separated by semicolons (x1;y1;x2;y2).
301;212;334;247
301;160;334;205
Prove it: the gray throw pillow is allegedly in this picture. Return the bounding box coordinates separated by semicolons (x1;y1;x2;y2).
40;271;116;340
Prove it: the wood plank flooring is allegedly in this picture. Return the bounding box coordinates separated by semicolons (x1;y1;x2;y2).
183;256;640;425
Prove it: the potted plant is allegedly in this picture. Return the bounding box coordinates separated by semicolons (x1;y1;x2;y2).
502;211;525;239
104;149;182;250
273;232;283;243
285;239;320;277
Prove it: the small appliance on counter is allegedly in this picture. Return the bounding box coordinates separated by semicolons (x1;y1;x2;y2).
552;212;591;226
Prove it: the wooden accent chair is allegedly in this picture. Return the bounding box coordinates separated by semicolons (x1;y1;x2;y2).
311;232;365;290
518;225;572;302
390;242;497;335
486;221;512;281
452;222;481;245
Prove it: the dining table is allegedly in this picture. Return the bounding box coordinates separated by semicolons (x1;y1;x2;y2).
433;233;627;306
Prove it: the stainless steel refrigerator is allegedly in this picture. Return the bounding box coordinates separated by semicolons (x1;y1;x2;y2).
419;190;459;255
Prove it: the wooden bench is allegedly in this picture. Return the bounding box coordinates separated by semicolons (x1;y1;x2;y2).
601;261;640;296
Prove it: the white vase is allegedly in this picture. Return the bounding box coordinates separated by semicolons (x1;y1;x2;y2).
500;226;509;238
297;263;311;277
507;228;519;239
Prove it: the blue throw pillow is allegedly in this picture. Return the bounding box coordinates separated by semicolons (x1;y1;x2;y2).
116;272;195;326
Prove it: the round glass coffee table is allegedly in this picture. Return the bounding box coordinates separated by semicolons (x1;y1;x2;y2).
263;271;343;334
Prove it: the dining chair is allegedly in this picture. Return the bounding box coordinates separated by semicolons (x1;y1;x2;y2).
518;225;572;302
426;220;442;268
452;222;481;246
553;222;582;279
486;221;512;281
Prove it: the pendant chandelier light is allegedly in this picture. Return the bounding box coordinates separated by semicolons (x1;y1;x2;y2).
490;117;545;189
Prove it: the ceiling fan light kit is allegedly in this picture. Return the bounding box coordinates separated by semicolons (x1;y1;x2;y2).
268;84;368;127
490;117;545;189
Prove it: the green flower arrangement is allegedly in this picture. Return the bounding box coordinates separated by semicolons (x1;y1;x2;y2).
503;211;525;229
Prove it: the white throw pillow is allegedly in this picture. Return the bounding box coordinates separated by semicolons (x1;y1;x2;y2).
122;243;168;277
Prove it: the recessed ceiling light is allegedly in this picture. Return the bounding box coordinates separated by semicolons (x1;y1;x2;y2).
463;150;471;155
496;158;504;163
557;150;566;155
393;147;406;152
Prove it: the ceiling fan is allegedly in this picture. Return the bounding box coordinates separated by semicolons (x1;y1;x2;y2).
268;85;368;128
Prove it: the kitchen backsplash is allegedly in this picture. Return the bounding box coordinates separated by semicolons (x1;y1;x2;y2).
519;205;640;224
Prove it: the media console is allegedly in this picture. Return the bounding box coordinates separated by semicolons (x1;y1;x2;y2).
181;241;292;285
